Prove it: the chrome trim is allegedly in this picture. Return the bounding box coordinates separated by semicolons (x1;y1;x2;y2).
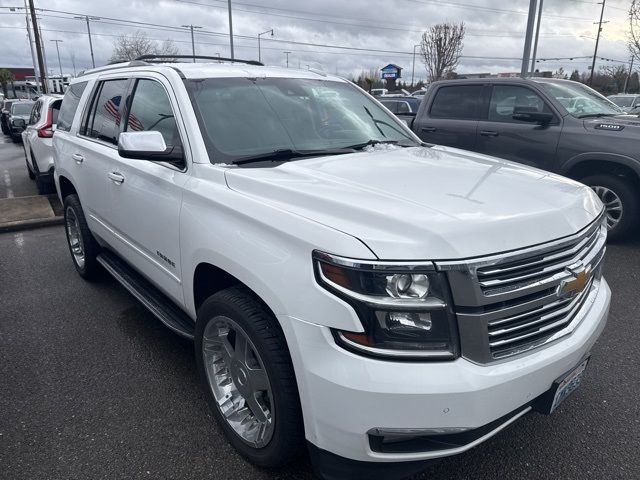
438;214;606;364
317;262;446;310
336;332;455;360
368;426;471;437
313;250;436;271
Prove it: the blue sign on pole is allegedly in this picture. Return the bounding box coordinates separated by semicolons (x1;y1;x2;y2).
381;64;402;79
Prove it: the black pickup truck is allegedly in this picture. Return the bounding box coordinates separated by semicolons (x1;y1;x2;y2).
411;77;639;240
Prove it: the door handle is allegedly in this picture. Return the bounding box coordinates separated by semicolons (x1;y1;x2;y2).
108;172;125;185
480;130;499;137
72;153;84;164
422;126;437;133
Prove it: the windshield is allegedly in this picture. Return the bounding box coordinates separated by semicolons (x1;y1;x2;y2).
11;102;33;115
185;77;419;164
609;96;635;108
537;81;622;118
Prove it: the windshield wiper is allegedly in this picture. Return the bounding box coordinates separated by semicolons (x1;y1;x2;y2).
345;139;423;150
233;147;355;165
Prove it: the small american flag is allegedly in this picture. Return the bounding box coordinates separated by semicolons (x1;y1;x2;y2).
104;95;144;131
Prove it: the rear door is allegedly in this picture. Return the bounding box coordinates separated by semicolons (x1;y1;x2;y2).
23;99;41;164
106;75;189;304
476;84;562;169
413;84;483;151
74;78;131;244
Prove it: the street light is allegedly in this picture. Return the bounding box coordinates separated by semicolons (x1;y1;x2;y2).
74;15;100;68
411;43;420;87
283;51;291;68
257;28;273;63
50;39;63;77
182;24;202;62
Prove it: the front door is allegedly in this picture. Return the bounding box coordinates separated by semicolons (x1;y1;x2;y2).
107;77;189;305
476;84;562;170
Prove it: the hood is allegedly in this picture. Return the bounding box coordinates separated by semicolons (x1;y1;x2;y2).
224;146;603;260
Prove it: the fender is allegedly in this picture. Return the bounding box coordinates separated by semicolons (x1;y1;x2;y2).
560;152;640;178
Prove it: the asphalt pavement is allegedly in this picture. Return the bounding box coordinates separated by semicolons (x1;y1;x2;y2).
0;134;39;200
1;226;639;480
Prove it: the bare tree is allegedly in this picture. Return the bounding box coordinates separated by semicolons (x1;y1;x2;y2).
601;64;628;91
630;0;640;61
110;31;179;62
420;22;465;82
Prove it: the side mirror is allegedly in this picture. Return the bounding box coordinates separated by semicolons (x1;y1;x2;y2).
118;131;183;163
512;108;554;125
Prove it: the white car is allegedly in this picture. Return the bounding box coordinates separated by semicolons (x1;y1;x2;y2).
22;94;63;194
53;57;610;480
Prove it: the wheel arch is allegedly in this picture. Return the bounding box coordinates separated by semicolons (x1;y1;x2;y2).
561;154;640;187
192;261;281;322
57;175;78;200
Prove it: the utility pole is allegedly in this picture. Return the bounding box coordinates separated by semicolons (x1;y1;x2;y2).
411;43;420;87
589;0;607;86
182;24;202;62
74;15;99;68
51;39;63;77
257;29;273;63
38;24;50;86
22;0;40;94
521;0;538;77
284;51;291;68
530;0;544;75
28;0;47;93
624;56;635;93
228;0;235;59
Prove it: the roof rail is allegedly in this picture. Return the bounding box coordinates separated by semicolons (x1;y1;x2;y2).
77;60;150;77
134;55;263;66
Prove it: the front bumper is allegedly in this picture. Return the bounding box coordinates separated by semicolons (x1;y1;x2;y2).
279;278;610;467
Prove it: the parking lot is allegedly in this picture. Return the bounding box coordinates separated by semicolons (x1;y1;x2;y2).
0;133;639;479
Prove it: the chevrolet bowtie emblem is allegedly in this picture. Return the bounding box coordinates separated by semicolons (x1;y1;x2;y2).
557;263;592;300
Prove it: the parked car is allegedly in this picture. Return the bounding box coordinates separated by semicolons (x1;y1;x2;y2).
607;94;640;114
369;88;388;96
21;94;63;193
54;58;609;480
411;88;428;99
413;78;637;240
6;100;34;142
1;99;16;134
379;96;421;124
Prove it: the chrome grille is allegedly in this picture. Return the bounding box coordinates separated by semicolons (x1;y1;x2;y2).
436;216;606;363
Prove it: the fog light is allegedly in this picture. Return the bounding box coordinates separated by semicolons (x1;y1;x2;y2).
377;311;432;333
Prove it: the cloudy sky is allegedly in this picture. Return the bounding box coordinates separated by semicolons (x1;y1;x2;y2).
0;0;633;81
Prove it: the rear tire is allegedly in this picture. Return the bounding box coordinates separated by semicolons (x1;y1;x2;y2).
63;194;101;280
581;174;638;241
195;286;304;468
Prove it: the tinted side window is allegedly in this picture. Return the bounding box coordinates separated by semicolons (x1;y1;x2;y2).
85;79;128;144
29;101;40;125
51;100;62;125
57;81;88;132
125;79;181;149
488;85;552;123
430;85;483;120
397;101;410;113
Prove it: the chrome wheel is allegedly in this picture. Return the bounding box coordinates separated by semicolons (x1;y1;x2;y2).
592;185;623;230
202;316;274;448
65;206;85;269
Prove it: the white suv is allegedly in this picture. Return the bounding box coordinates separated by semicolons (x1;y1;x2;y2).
22;94;63;193
53;57;610;480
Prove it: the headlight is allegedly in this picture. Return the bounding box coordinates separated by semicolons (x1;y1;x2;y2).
313;251;459;360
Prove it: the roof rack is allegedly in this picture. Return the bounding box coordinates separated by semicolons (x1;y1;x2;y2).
134;55;264;66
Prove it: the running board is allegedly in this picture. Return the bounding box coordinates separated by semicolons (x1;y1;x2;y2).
97;250;195;340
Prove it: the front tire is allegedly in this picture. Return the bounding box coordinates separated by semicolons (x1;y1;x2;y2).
63;194;101;279
195;286;304;468
581;174;638;241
